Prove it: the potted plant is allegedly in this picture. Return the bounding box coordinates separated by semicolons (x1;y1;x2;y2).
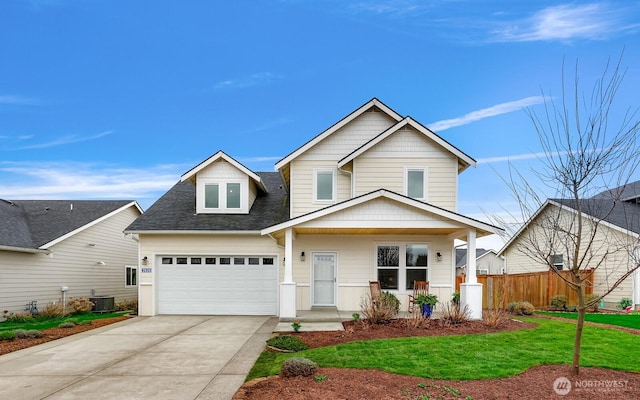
414;293;438;318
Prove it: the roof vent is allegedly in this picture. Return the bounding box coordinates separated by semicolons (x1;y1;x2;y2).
70;203;73;211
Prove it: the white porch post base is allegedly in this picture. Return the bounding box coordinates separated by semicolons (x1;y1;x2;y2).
280;282;297;319
460;283;483;320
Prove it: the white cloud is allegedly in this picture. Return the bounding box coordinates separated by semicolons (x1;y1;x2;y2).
492;3;638;42
428;96;545;132
19;130;112;150
213;72;282;89
0;161;183;209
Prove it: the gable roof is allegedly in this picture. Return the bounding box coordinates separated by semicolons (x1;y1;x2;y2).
498;196;640;256
181;150;267;193
274;98;403;171
125;172;289;233
455;248;492;267
262;189;502;237
0;200;141;252
337;116;476;173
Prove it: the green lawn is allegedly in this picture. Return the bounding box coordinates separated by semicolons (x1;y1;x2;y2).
248;317;640;381
537;311;640;329
0;312;127;332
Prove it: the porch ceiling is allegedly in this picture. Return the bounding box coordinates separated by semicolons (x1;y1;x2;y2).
267;226;488;244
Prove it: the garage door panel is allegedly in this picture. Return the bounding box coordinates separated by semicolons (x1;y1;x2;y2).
157;257;277;315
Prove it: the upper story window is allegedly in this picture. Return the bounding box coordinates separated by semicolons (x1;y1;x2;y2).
405;167;427;200
314;169;336;203
197;179;248;214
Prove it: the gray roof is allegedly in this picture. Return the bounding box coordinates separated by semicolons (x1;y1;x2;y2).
0;200;136;250
125;172;289;232
455;248;489;267
552;197;640;235
591;181;640;203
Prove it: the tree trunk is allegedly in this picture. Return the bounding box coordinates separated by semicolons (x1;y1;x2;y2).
572;276;585;375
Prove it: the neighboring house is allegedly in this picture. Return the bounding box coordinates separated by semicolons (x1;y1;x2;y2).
0;200;142;314
499;182;640;309
455;248;505;276
125;98;501;318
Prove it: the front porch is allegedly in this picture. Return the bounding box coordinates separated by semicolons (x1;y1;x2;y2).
279;308;411;323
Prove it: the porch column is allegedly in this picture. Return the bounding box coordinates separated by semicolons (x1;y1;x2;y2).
280;227;297;319
460;229;482;320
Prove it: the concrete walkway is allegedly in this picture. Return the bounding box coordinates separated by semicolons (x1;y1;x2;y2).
0;315;278;400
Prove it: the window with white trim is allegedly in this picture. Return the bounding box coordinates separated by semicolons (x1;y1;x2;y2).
550;254;563;271
376;244;429;290
198;179;247;213
314;169;335;202
125;266;137;287
405;167;427;200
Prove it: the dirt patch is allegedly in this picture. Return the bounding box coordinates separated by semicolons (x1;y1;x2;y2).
235;317;640;399
0;316;131;356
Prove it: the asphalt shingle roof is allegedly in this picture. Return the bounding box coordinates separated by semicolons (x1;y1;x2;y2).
0;200;135;249
125;172;290;232
552;197;640;235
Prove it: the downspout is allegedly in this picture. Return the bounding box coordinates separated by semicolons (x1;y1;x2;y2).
338;165;353;198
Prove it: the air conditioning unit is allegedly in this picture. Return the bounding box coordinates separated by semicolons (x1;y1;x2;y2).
90;296;115;313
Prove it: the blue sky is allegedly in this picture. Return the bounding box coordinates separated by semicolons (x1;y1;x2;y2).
2;1;640;250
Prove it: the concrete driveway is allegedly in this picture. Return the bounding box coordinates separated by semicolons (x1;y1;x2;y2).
0;315;277;400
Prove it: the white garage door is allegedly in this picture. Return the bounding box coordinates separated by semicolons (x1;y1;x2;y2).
157;255;278;315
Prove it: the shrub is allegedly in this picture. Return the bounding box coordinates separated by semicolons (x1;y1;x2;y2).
0;331;17;341
39;302;66;318
115;299;138;314
15;329;44;339
452;291;460;305
4;312;35;323
438;302;471;325
360;291;399;324
58;322;76;329
280;357;318;378
550;295;567;310
506;302;518;313
584;294;599;311
515;301;535;315
483;308;508;328
266;335;309;352
619;298;633;310
68;297;94;314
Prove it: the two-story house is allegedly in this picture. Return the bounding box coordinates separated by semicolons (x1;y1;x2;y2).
125;98;501;319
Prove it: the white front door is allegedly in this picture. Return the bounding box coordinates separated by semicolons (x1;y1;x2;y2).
312;252;336;306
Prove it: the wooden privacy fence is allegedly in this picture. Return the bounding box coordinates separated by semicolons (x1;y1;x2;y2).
456;269;594;309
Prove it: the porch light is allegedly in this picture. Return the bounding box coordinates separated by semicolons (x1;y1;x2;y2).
300;251;305;261
142;256;148;265
436;252;443;261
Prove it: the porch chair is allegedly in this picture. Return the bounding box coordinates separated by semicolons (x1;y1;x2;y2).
369;281;382;303
407;280;430;313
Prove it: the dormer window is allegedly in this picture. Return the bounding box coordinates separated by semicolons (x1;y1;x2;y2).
198;179;248;213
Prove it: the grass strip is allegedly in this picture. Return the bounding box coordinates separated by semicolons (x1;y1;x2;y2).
0;312;128;332
247;317;640;381
537;311;640;329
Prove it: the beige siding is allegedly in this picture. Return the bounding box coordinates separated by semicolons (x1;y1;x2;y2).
290;160;351;217
503;204;636;307
299;109;397;161
137;234;283;316
198;159;247;180
354;128;458;211
291;234;455;311
0;206;140;314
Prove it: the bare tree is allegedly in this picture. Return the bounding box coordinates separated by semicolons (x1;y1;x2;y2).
500;53;640;375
